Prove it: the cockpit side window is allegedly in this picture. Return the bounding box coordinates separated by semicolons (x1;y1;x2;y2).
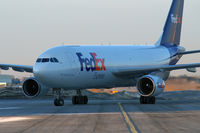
36;58;42;62
53;57;59;63
50;58;55;62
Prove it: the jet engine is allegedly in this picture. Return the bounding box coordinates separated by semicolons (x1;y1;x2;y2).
22;77;49;98
136;75;165;97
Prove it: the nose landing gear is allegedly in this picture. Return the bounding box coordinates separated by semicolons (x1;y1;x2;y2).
53;88;88;106
53;88;64;106
72;89;88;105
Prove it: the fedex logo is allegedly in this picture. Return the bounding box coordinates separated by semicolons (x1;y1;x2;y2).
76;52;106;71
171;14;181;24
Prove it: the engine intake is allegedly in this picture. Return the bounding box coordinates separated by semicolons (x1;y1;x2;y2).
137;75;165;97
22;77;49;98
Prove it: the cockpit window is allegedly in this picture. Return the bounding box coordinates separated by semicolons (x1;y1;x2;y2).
53;58;59;63
36;58;42;62
42;58;49;62
50;58;55;62
36;57;59;63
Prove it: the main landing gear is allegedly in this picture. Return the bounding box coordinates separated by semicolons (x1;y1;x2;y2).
53;88;64;106
140;96;155;104
72;89;88;105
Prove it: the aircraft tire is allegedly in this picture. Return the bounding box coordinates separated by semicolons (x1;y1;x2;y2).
72;96;88;104
54;98;64;106
72;96;78;104
83;96;88;104
150;96;155;104
140;96;147;104
140;96;155;104
54;99;59;106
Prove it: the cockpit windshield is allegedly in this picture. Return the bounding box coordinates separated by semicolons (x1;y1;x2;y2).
36;57;59;63
42;58;49;62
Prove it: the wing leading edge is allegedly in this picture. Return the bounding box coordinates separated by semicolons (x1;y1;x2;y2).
112;63;200;78
0;64;33;73
178;50;200;55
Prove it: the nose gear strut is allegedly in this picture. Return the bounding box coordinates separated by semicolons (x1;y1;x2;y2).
53;88;64;106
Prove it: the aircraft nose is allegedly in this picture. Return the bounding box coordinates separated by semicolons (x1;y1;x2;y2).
33;64;49;82
33;63;59;87
33;64;39;76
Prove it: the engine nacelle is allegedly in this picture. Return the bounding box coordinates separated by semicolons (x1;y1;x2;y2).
136;75;165;97
22;77;49;98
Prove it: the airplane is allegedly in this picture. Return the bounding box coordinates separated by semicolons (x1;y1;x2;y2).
1;0;200;106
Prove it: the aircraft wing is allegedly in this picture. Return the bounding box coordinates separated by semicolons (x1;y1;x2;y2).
112;63;200;78
0;64;33;73
178;50;200;55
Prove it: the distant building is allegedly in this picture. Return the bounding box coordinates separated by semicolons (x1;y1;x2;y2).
0;75;14;87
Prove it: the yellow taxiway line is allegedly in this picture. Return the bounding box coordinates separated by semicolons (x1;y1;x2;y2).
118;103;138;133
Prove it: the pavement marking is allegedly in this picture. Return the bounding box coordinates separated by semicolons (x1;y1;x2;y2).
28;112;121;116
118;103;138;133
0;117;35;123
0;107;21;110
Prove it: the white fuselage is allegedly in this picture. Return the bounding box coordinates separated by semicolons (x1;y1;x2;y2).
33;45;171;90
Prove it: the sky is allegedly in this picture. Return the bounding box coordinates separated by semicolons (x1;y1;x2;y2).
0;0;200;78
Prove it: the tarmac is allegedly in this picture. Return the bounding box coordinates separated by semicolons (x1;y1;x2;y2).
1;92;200;133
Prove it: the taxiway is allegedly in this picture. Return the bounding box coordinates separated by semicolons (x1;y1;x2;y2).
0;97;200;133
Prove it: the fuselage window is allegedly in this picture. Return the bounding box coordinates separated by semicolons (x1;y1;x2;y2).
36;58;42;62
42;58;50;62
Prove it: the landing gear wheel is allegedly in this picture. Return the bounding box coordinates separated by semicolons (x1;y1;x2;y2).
72;95;88;105
53;88;64;106
54;98;64;106
72;89;88;105
83;96;88;104
149;96;155;104
140;96;145;104
140;96;155;104
72;96;78;105
54;99;58;106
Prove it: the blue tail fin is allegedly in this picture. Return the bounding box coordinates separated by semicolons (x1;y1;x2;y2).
160;0;184;47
